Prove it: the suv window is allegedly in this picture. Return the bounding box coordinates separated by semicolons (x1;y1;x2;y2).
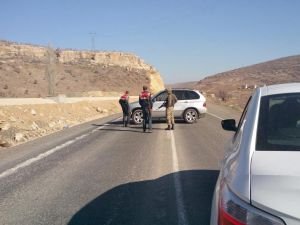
185;91;200;100
256;93;300;151
155;91;167;101
173;90;186;100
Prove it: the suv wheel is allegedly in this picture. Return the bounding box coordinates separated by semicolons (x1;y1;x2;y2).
184;108;198;123
132;109;143;125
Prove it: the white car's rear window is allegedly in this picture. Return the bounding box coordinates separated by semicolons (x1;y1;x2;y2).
256;93;300;151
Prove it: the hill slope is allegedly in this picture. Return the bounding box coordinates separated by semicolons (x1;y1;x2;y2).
194;55;300;109
0;40;164;97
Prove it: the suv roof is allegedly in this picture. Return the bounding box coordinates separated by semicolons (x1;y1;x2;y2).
161;88;200;93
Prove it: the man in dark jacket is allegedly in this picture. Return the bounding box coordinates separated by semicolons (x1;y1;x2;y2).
119;90;130;127
139;85;152;132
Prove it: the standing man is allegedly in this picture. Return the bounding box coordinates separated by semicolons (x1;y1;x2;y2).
119;90;130;127
139;85;152;133
165;88;177;130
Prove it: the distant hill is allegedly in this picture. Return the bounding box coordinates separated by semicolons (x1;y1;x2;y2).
166;81;198;89
173;55;300;109
0;40;164;97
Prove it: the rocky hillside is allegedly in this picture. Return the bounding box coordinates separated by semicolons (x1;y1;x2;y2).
0;40;164;97
194;55;300;109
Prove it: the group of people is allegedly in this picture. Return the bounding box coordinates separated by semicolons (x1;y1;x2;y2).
119;85;177;132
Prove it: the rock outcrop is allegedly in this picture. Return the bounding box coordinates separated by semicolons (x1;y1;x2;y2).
0;40;165;97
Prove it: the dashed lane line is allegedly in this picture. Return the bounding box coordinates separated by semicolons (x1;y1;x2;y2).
207;112;224;120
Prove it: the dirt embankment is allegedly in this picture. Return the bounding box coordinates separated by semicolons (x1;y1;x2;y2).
0;100;121;148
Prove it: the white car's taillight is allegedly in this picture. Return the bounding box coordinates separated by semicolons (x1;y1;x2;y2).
218;182;285;225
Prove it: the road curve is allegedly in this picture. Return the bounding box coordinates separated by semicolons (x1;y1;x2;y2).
0;103;240;225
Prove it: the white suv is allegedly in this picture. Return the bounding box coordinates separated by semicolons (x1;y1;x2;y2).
130;88;207;124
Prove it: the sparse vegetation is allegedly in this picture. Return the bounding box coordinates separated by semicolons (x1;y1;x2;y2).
55;48;61;58
64;69;72;74
14;67;21;73
217;90;229;102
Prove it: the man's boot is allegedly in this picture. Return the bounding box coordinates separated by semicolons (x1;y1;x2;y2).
172;124;175;130
165;125;171;130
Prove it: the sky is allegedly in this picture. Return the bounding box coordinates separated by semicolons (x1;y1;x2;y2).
1;0;300;84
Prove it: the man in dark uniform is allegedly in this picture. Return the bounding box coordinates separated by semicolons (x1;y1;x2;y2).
139;85;152;133
119;90;130;127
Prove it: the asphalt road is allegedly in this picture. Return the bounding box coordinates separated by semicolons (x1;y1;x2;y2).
0;103;240;225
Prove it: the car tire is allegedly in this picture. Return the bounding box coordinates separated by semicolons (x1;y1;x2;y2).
132;109;143;125
184;108;198;123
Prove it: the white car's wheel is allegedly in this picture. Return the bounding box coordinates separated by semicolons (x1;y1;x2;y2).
184;108;198;123
132;109;143;125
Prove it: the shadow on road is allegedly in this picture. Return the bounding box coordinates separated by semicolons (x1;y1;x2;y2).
68;170;219;225
91;120;189;131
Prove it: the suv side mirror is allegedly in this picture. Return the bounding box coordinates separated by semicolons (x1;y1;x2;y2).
152;98;156;103
221;119;237;132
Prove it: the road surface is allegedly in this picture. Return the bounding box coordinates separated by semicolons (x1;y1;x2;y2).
0;103;240;225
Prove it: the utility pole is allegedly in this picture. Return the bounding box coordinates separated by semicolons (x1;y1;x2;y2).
46;44;56;96
89;32;96;51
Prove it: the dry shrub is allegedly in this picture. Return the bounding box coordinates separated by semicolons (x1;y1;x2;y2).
217;90;230;102
14;67;21;73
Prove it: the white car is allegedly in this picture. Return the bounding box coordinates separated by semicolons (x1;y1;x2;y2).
211;83;300;225
129;88;207;124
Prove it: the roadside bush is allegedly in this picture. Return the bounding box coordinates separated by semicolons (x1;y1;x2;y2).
65;69;72;74
14;67;21;74
217;90;230;102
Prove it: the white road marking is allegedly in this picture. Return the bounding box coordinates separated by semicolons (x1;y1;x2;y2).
0;117;122;180
170;131;189;225
207;112;224;120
